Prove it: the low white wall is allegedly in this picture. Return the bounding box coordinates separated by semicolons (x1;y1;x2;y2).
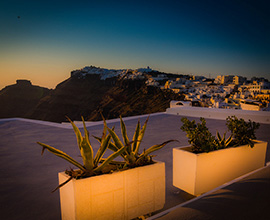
166;107;270;124
0;117;67;128
0;112;164;129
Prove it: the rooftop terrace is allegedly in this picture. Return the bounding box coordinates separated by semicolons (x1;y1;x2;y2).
0;112;269;220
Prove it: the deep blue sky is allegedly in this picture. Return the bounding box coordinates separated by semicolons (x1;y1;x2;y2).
1;0;269;89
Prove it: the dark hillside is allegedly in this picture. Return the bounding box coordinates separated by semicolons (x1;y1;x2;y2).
29;75;183;122
28;75;117;122
0;68;185;122
87;79;183;121
0;80;51;119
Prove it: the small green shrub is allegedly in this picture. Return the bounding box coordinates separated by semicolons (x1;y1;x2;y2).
180;117;217;153
181;116;260;153
226;116;260;148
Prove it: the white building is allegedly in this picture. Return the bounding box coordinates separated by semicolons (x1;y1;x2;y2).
214;75;234;85
233;76;246;85
246;82;270;93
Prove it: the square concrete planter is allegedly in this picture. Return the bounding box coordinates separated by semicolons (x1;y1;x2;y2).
173;140;267;196
58;161;165;220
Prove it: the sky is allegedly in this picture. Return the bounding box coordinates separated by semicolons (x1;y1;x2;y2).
0;0;270;89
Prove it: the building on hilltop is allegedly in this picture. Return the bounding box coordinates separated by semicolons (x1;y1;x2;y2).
214;75;235;85
233;76;247;85
245;82;270;93
16;80;32;86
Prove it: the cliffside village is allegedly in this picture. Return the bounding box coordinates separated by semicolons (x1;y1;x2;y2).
146;74;270;111
72;66;270;111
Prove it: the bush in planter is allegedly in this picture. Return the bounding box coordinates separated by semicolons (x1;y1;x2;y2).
180;116;260;153
95;116;175;168
226;115;260;148
175;116;265;196
180;117;233;153
37;117;127;191
181;117;219;153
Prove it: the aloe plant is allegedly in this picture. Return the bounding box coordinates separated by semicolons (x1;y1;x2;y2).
95;116;175;168
37;117;127;191
214;131;233;149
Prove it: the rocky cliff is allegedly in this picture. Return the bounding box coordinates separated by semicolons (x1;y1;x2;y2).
0;67;184;122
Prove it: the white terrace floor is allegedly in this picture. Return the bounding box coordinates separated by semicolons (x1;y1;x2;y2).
0;112;270;220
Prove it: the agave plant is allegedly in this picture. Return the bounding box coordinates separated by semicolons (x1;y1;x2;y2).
214;131;233;149
37;117;127;191
95;115;175;168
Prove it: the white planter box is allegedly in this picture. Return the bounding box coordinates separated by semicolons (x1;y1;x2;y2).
173;140;267;196
58;161;165;220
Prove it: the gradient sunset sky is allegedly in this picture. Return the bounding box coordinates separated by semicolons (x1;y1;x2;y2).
1;0;269;89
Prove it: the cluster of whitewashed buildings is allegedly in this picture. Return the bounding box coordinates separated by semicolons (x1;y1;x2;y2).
161;74;270;111
71;66;153;80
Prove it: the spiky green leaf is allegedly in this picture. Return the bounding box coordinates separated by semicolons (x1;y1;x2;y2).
94;133;112;166
80;117;94;170
66;117;83;150
225;134;233;146
120;116;130;153
93;135;127;159
94;145;127;173
141;140;176;157
107;127;125;152
101;113;108;139
82;116;90;140
80;138;94;170
132;121;140;152
216;131;222;142
134;116;149;155
37;142;86;171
